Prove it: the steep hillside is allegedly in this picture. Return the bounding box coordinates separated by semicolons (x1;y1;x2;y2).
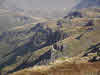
0;7;100;75
0;19;68;74
10;41;100;75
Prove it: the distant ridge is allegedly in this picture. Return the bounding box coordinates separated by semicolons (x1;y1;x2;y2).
74;0;100;9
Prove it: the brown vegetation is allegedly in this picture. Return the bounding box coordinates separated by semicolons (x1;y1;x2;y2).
10;61;100;75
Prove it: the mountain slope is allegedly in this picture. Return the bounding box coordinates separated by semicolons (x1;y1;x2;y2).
74;0;100;9
0;9;38;32
0;7;100;75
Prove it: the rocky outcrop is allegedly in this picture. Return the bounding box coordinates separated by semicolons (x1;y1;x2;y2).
82;43;100;62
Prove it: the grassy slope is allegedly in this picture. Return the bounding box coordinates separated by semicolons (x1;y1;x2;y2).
9;18;100;75
10;57;100;75
1;8;100;74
